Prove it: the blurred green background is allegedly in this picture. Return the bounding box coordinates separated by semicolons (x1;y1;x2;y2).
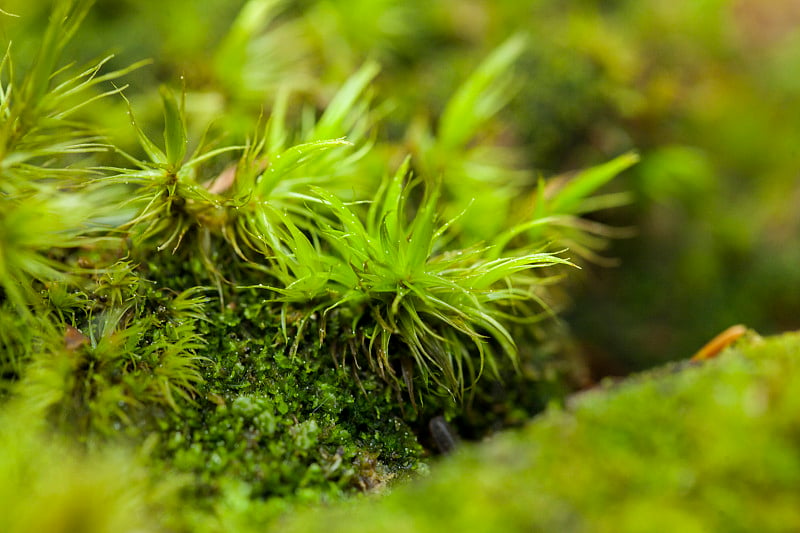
3;0;799;373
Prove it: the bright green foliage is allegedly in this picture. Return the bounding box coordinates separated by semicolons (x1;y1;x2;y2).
438;35;527;152
213;0;311;107
0;1;797;531
412;35;531;243
229;137;351;257
0;1;139;310
0;0;634;436
274;332;800;533
0;191;96;309
410;35;636;261
230;60;379;254
492;152;640;262
111;60;379;269
109;87;240;254
92;260;141;308
266;158;571;400
0;1;109;170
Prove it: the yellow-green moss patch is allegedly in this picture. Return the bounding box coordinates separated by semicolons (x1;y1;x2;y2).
274;332;800;533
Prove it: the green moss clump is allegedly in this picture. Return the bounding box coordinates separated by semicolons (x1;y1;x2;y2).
146;279;425;529
273;332;800;533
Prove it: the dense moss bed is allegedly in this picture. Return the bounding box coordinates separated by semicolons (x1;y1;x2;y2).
272;331;800;533
4;324;799;531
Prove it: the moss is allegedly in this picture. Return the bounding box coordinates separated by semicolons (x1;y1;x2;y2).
134;257;425;529
8;2;797;530
0;409;177;533
272;332;800;532
6;324;800;531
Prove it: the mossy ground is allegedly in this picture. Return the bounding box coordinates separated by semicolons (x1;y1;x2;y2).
11;318;798;533
5;249;800;532
271;331;800;533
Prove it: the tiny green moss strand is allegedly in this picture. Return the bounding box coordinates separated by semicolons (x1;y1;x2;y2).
121;92;167;166
372;157;409;240
259;140;351;197
313;61;380;141
160;86;188;168
438;34;527;150
466;253;572;290
405;185;440;273
547;151;640;215
267;86;290;156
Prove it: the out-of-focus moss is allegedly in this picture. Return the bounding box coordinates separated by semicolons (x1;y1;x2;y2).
272;331;800;532
554;0;800;368
0;409;177;533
